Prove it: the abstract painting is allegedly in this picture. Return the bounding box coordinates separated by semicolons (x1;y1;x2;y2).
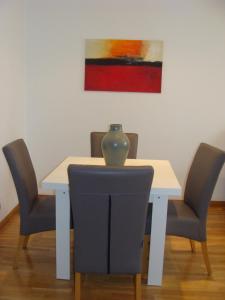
84;39;163;93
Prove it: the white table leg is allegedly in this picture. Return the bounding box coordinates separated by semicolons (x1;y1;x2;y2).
56;190;70;280
147;194;168;285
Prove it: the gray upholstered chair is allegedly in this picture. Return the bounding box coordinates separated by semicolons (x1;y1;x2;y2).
145;143;225;275
90;132;138;158
68;165;154;300
2;139;55;268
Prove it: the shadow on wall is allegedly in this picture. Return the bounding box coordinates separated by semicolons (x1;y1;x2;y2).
208;131;225;201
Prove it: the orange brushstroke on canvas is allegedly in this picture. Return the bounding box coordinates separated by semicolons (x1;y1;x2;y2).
108;40;144;58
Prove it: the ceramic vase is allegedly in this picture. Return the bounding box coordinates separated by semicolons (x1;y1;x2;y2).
101;124;130;166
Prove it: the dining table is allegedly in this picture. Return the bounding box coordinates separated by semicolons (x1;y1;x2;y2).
42;156;181;286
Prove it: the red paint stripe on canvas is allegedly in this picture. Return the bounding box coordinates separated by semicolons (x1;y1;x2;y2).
84;65;162;93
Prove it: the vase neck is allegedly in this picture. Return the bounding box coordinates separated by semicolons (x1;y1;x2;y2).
109;124;122;132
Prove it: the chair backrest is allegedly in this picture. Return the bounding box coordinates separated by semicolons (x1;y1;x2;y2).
2;139;38;218
184;143;225;220
90;132;138;159
68;165;154;275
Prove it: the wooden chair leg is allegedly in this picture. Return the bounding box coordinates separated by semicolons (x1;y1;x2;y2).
201;241;212;276
190;239;196;253
142;235;150;274
22;235;30;249
13;235;28;269
75;272;81;300
134;273;141;300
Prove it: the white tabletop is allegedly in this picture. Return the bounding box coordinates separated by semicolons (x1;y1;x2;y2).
42;156;181;196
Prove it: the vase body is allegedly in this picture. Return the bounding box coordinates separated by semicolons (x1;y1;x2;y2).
101;124;130;166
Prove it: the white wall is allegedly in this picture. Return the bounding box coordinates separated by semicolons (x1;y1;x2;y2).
25;0;225;199
0;0;25;221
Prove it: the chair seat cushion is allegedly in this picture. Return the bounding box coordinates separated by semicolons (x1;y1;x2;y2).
24;194;56;235
166;200;204;241
145;200;204;241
